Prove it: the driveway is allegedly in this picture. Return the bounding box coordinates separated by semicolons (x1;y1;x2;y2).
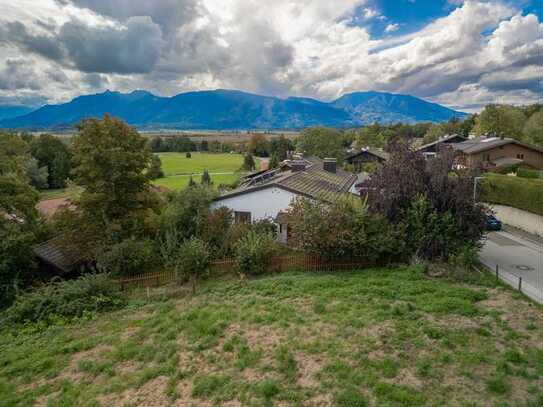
480;226;543;304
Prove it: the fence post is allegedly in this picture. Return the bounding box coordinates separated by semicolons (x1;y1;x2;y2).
495;264;499;281
518;277;522;292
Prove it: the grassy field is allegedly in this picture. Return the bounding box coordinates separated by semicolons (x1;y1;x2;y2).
2;267;543;406
153;152;258;191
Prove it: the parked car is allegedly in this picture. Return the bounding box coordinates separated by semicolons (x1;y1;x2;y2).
486;215;502;231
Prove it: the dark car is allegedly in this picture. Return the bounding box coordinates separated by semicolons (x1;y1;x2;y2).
486;215;502;231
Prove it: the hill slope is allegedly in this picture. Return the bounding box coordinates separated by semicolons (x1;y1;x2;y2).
0;89;466;130
1;268;542;405
0;105;35;121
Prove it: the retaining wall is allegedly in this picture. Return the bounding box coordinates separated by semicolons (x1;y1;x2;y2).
487;203;543;238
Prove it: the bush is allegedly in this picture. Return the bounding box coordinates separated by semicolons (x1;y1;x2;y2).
235;230;277;275
2;273;124;327
287;197;405;263
481;174;543;216
96;239;158;277
517;168;543;179
177;237;210;292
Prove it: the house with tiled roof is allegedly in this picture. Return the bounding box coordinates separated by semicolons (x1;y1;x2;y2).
451;137;543;171
345;147;389;172
211;156;357;243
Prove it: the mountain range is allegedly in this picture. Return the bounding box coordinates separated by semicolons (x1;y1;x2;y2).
0;89;466;130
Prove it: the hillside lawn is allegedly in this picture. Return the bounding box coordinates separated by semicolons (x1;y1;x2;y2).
152;152;259;191
2;267;543;406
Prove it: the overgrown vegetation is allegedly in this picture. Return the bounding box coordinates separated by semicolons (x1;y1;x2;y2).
481;173;543;216
1;273;124;327
1;268;542;406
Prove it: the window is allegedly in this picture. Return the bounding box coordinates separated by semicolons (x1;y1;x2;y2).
483;154;490;162
234;211;251;224
517;153;524;159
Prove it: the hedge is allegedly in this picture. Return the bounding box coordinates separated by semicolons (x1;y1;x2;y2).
481;174;543;217
517;168;543;179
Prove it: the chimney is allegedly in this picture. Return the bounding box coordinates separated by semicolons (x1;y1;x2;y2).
323;158;337;173
291;160;306;172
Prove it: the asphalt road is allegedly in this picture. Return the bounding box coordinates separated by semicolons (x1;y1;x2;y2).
480;226;543;304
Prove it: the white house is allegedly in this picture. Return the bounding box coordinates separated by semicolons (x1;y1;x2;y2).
211;156;358;243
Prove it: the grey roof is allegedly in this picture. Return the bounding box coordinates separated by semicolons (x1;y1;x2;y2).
346;148;389;161
33;236;85;273
452;137;543;155
215;156;357;203
417;134;467;152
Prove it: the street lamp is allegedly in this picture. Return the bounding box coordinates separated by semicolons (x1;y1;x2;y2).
473;176;485;202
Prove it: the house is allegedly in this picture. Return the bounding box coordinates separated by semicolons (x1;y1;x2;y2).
345;148;389;172
211;156;358;243
451;137;543;171
417;134;467;158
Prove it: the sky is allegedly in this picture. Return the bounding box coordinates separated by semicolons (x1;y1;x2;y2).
0;0;542;112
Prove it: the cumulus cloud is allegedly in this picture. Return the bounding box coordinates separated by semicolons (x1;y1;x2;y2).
58;16;164;74
0;0;542;111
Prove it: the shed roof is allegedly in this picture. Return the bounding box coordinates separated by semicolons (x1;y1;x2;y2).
33;236;85;274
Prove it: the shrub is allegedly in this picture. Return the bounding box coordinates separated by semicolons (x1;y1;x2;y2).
176;237;210;292
481;174;543;216
287;196;405;263
235;230;277;276
2;273;124;326
96;239;158;277
186;152;192;158
517;168;543;179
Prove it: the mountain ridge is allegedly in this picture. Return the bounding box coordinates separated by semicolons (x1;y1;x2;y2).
0;89;467;130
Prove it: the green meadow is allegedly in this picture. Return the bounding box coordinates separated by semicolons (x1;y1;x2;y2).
2;267;543;406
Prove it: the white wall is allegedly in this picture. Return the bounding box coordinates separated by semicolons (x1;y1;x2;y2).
211;187;299;222
487;204;543;237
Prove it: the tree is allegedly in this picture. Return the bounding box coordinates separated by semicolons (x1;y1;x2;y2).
473;105;526;140
423;124;447;145
201;169;211;185
0;132;40;307
363;140;488;260
242;153;256;171
234;230;277;276
147;155;164;180
248;134;271;157
177;237;210;293
287;196;403;262
270;135;293;160
30;134;71;189
269;153;280;169
186;151;192;158
25;157;49;190
188;176;196;187
67;115;159;251
297;127;345;161
524;110;543;146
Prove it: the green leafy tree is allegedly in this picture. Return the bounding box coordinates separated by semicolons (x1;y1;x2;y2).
524;110;543;146
67;115;159;251
248;134;271;157
30;134;71;189
177;237;210;293
235;230;277;276
269;153;280;169
297;127;345;161
270;135;293;160
25;157;49;190
0;133;40;307
147;155;164;180
242;153;256;171
474;105;526;140
201;169;212;185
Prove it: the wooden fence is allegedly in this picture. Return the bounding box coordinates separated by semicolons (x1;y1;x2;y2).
116;255;371;291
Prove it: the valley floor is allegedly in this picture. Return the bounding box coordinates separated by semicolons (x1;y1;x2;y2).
1;267;543;406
